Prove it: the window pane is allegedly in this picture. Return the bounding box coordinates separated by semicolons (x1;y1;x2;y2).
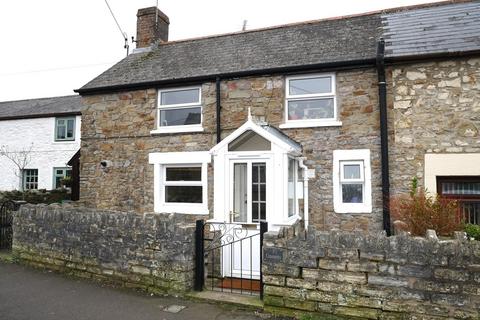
289;77;332;95
159;107;201;126
342;184;363;203
165;186;202;203
166;167;201;181
160;88;199;105
67;119;74;138
57;126;66;139
441;182;480;195
288;98;334;120
344;164;361;180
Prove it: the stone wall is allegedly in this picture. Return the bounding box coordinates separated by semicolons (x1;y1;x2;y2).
263;226;480;319
80;68;383;232
389;57;480;194
12;204;198;294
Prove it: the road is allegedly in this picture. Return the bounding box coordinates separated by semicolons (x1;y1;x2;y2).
0;262;284;320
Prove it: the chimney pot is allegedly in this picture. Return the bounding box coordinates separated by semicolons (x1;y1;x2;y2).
136;7;169;48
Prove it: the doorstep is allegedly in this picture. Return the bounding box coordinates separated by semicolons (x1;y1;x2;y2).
187;290;263;310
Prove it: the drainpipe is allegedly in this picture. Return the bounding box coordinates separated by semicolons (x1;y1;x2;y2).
298;157;309;229
216;77;222;143
376;38;392;236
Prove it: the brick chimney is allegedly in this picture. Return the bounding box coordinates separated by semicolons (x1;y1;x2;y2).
136;7;169;48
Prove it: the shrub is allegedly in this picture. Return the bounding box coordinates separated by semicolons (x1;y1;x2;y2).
465;224;480;241
390;178;463;236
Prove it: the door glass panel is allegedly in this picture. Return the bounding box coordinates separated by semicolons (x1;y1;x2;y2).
233;163;247;222
252;163;266;223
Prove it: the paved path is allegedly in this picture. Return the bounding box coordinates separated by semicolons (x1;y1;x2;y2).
0;262;285;320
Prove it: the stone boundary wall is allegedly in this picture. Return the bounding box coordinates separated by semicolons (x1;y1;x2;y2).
263;226;480;319
12;204;198;295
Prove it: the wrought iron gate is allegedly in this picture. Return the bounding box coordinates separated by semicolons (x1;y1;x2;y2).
195;220;268;298
0;200;15;250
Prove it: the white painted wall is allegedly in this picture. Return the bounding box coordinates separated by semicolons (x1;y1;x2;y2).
424;153;480;195
0;115;81;191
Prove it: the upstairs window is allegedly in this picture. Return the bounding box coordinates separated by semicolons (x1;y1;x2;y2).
153;87;203;134
55;117;76;141
282;74;339;128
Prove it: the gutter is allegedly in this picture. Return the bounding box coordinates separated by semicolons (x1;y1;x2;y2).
376;38;392;236
0;112;81;122
74;58;377;96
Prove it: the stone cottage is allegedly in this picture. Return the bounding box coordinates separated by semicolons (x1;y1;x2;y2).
75;1;480;232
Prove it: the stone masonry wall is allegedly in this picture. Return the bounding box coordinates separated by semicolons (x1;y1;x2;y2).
263;226;480;319
389;57;480;194
80;68;383;232
12;204;199;294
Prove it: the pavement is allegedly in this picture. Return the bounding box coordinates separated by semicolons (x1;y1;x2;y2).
0;261;290;320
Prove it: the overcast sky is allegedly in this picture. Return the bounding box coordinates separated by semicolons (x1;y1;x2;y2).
0;0;440;101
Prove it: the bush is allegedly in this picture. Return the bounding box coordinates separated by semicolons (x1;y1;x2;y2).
390;178;463;236
465;224;480;241
0;189;70;204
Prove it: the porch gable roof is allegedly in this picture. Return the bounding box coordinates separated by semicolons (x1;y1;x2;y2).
210;117;302;155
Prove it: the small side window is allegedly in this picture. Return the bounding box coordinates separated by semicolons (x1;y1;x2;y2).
333;150;371;213
55;117;75;141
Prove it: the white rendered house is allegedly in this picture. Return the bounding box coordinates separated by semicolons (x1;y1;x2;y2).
0;95;82;191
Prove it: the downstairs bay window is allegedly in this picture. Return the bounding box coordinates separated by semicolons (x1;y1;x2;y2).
333;149;372;213
149;152;211;215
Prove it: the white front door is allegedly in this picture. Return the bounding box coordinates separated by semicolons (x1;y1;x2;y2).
222;159;270;279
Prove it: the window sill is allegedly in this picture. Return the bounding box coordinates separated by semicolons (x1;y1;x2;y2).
155;204;209;215
150;125;204;135
279;120;342;129
334;204;372;214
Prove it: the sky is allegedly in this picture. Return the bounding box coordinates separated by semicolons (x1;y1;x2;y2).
0;0;441;101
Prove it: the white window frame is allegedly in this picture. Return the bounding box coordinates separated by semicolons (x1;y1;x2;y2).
333;149;372;213
55;117;76;141
149;151;211;215
151;86;204;134
280;73;342;129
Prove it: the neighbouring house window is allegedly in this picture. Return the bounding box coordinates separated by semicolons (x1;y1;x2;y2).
333;149;372;213
55;117;76;141
153;87;202;134
282;74;338;128
53;167;72;189
23;169;38;190
149;151;210;215
437;176;480;225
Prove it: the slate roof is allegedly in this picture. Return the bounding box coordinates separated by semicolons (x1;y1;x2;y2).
77;1;480;94
78;13;382;93
0;95;82;120
383;1;480;58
